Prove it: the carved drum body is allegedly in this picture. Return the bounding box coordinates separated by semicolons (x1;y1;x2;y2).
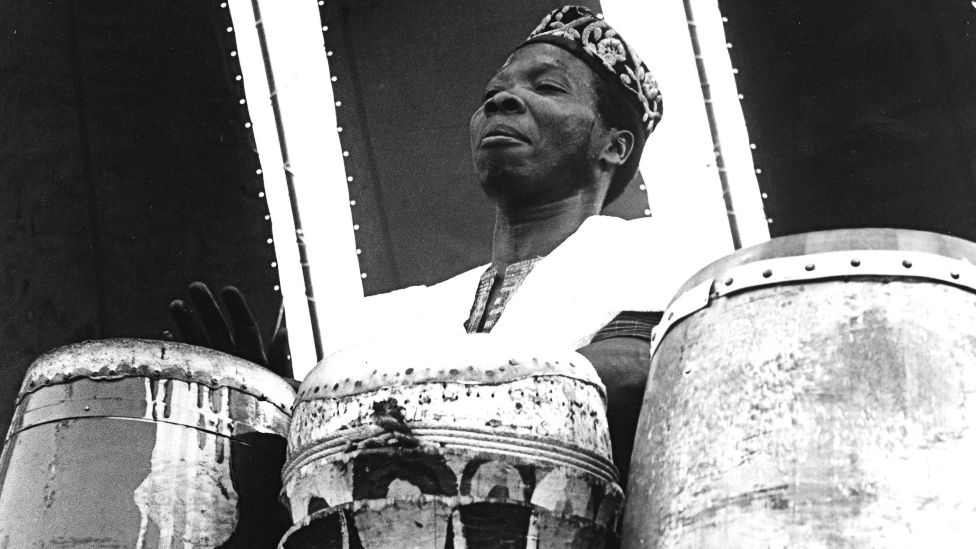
623;229;976;549
280;335;623;549
0;339;295;548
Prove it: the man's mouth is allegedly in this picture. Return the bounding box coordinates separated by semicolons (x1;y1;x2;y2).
481;127;529;146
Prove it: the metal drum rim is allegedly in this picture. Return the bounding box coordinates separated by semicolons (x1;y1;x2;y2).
283;425;620;485
299;334;606;402
20;338;296;412
650;242;976;357
669;228;976;305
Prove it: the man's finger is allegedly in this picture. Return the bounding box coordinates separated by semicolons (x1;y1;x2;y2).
169;299;210;347
187;282;235;354
267;325;293;379
221;286;268;367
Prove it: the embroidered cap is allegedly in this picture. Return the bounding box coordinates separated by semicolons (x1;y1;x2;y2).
519;6;663;135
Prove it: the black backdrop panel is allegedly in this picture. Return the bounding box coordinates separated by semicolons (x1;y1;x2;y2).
721;0;976;240
319;0;651;296
0;1;280;434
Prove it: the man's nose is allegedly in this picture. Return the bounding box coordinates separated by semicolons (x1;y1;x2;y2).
484;90;526;116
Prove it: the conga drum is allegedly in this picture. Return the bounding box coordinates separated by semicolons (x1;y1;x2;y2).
279;334;623;548
0;338;295;548
622;228;976;548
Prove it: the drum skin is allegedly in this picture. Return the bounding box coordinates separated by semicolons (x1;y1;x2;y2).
280;334;623;549
622;229;976;549
0;339;295;548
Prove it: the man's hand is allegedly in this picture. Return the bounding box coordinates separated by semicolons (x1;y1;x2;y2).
169;282;293;379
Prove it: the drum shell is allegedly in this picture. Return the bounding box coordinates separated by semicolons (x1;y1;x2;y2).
281;335;623;549
0;339;295;549
623;246;976;548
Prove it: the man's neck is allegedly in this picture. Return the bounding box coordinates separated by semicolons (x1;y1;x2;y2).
491;192;602;273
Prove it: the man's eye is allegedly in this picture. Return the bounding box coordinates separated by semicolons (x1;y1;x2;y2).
536;83;564;93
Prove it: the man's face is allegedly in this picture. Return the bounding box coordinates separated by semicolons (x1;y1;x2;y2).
470;43;605;206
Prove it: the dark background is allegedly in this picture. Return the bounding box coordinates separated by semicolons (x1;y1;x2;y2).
721;0;976;240
0;0;280;434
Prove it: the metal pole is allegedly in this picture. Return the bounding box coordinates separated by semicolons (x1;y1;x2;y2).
250;0;324;360
683;0;743;250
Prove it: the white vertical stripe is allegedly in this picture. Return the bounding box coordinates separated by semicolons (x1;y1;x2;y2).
230;0;364;378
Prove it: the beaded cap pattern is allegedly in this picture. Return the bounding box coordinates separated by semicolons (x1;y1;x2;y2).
521;5;663;134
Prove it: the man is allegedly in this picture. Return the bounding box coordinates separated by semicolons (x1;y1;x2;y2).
173;6;687;485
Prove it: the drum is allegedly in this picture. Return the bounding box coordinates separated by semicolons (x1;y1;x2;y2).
280;334;623;549
0;338;296;548
622;228;976;548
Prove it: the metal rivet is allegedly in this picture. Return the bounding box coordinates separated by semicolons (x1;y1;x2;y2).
724;277;734;286
327;51;334;57
337;126;342;132
738;94;745;100
356;249;362;255
951;272;960;280
851;259;861;267
805;264;815;272
762;269;772;278
211;378;218;385
153;370;161;376
903;259;912;268
274;285;280;291
271;261;277;267
343;151;349;157
644;209;651;216
227;27;233;32
449;369;459;375
750;143;757;149
639;184;646;191
230;51;237;57
350;200;356;206
235;75;241;81
727;43;733;48
244;122;251;128
361;273;367;279
347;176;354;182
762;193;768;199
405;368;414;375
732;68;739;74
84;406;91;411
332;76;337;82
333;383;339;390
335;101;342;106
756;169;762;174
259;192;265;198
509;358;519;365
767;218;773;224
353;224;359;230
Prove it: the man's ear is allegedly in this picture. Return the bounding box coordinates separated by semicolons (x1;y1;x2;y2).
602;128;635;168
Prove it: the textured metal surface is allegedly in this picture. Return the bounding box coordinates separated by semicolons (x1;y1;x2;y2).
624;276;976;548
19;339;295;413
302;334;605;401
282;336;621;548
0;339;295;548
